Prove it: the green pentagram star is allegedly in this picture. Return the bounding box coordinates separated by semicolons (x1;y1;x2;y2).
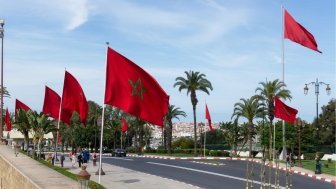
129;78;146;100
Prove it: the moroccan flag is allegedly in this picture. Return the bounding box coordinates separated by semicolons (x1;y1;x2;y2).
205;104;213;131
274;97;298;123
42;86;61;120
121;118;129;133
284;9;321;53
104;47;169;126
5;108;12;132
15;99;31;117
60;71;88;124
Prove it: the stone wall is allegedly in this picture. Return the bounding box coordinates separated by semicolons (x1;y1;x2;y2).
0;155;39;189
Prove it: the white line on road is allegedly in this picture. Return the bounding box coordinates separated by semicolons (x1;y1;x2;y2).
146;161;285;189
106;157;134;161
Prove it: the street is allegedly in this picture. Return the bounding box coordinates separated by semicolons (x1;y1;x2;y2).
102;156;335;189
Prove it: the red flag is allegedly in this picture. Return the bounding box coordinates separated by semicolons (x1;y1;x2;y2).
274;97;298;123
284;9;321;53
42;86;61;120
60;71;88;124
205;104;213;131
121;118;129;133
5;108;12;132
15;99;31;117
104;47;169;126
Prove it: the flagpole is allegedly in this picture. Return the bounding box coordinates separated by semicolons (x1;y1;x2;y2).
98;42;109;183
54;70;65;165
204;120;206;157
281;5;287;161
98;105;105;183
121;131;123;149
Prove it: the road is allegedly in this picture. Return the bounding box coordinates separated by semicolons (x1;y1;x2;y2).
102;156;335;189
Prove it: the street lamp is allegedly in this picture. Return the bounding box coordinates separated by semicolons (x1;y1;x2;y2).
304;78;331;147
304;78;331;174
0;19;4;141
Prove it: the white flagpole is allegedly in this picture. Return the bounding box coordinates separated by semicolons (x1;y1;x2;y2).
121;131;123;149
204;102;207;158
54;70;65;165
204;120;206;157
281;5;287;161
98;105;105;183
98;42;109;183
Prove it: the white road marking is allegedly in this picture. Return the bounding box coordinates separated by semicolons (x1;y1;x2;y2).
146;161;285;189
107;157;134;161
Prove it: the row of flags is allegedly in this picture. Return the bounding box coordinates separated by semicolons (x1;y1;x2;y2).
4;7;316;133
5;47;170;134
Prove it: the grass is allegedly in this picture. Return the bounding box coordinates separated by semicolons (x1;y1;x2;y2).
300;160;336;176
38;159;106;189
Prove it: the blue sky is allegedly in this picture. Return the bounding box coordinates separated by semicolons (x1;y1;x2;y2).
0;0;334;124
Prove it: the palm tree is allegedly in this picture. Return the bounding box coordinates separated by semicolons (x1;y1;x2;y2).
232;96;264;157
27;111;56;158
13;109;32;155
174;71;213;156
255;79;291;160
164;105;186;154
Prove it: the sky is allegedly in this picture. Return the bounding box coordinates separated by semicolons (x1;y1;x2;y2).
0;0;334;124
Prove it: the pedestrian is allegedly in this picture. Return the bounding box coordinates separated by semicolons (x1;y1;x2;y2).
286;154;290;166
60;153;65;167
77;153;83;167
92;152;97;166
71;154;76;168
83;150;88;163
51;152;55;165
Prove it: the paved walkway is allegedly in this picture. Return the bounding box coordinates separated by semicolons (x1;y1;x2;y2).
0;144;78;189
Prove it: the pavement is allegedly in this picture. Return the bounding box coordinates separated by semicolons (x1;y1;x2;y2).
0;143;335;189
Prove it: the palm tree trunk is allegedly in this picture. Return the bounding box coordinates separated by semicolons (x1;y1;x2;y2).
249;123;253;158
167;120;172;154
269;121;273;160
24;133;29;155
193;105;197;156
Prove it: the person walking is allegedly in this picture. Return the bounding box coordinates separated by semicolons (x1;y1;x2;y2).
77;153;83;167
71;153;76;168
60;153;65;167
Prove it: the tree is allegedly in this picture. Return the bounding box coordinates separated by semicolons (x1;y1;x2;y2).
220;121;242;157
27;111;56;158
164;105;186;154
174;70;213;156
316;99;335;152
13;109;32;155
255;79;292;160
232;96;263;157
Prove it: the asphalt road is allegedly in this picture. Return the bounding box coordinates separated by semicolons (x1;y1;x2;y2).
102;156;335;189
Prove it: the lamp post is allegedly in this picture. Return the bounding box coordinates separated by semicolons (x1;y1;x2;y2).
304;78;331;174
0;19;4;141
304;78;331;149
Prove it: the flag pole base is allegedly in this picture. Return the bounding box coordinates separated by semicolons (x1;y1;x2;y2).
95;167;105;175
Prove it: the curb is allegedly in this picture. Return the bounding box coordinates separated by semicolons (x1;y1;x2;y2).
126;154;336;184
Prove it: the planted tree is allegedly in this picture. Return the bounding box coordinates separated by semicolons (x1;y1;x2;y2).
174;70;213;156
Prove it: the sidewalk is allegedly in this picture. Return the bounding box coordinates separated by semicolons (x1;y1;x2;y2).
0;144;78;189
57;155;197;189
